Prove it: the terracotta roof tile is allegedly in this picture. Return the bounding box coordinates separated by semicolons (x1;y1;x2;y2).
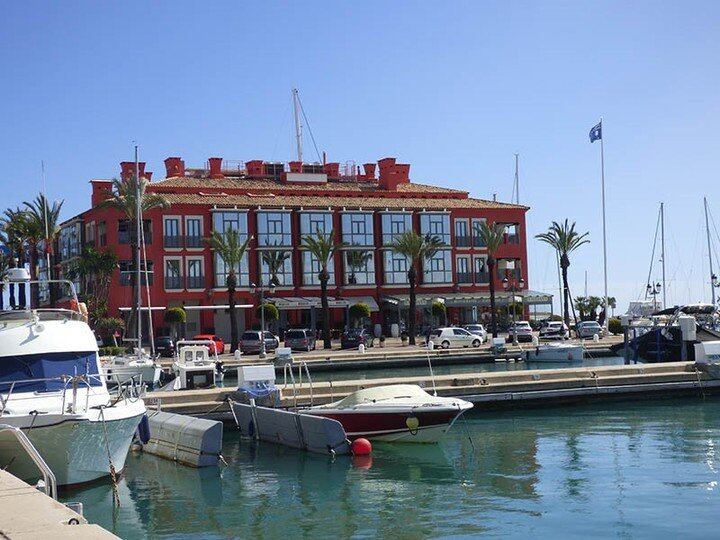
160;192;526;210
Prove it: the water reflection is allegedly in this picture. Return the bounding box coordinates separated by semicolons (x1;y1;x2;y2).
65;396;720;539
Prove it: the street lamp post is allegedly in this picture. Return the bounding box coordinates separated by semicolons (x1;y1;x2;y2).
503;275;525;345
251;281;276;359
646;282;661;312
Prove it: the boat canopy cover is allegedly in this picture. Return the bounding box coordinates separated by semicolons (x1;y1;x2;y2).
0;351;101;393
318;384;433;408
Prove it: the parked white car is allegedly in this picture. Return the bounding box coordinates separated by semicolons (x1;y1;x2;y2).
576;321;604;339
507;321;534;343
464;324;487;343
427;327;483;349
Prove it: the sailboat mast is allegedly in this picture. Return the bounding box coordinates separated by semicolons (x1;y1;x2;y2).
135;146;143;348
704;196;716;305
292;88;303;162
41;161;51;279
599;117;609;330
660;202;666;308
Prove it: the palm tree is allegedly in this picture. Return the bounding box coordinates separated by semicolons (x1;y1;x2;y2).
474;221;507;338
65;247;119;323
536;220;590;325
1;208;31;309
97;176;170;336
391;230;444;345
206;229;251;353
261;249;290;286
24;194;64;305
345;250;372;285
302;229;339;349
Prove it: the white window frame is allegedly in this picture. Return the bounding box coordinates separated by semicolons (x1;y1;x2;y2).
185;256;205;290
184;215;204;250
163;215;183;250
164;256;183;291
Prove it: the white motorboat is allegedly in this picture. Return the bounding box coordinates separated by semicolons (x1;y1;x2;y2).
103;347;163;388
171;340;224;390
306;384;473;443
525;342;584;363
0;270;146;486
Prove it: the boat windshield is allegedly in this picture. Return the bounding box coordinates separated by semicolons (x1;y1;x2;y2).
0;351;101;393
329;384;430;407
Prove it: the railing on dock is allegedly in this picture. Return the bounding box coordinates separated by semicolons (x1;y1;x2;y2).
281;361;314;408
0;424;57;499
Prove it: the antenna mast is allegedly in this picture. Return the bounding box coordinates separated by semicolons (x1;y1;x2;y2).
704;196;716;305
292;88;303;162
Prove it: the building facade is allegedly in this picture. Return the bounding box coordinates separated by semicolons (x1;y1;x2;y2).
57;155;540;340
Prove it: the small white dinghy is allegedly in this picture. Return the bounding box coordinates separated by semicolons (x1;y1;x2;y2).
104;347;162;388
525;342;584;363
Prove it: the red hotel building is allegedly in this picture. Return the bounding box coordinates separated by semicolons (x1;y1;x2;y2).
57;155;548;340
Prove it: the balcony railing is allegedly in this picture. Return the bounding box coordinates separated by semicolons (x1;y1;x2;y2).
472;236;486;248
165;275;183;290
455;235;472;248
164;236;182;248
474;271;490;283
186;276;205;289
457;272;473;284
505;234;520;245
119;231;152;245
185;235;203;248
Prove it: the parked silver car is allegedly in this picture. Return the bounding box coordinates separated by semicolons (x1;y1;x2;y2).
575;321;604;339
507;321;534;343
239;330;280;354
284;328;317;352
463;324;487;343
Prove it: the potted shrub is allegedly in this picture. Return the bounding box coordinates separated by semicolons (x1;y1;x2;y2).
400;330;408;345
379;335;386;348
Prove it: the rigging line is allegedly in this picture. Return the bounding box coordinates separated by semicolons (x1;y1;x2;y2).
645;205;662;298
707;208;720;270
271;98;293;161
296;94;323;163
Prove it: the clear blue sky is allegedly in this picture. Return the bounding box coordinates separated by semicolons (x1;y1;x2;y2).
2;1;720;313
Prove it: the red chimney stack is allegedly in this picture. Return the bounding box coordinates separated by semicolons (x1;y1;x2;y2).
323;162;340;178
245;160;264;176
378;157;410;190
362;163;376;180
208;157;224;179
288;161;303;173
120;161;146;181
164;157;185;178
90;180;113;207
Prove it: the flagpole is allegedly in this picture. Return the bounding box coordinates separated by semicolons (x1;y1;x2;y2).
599;117;609;330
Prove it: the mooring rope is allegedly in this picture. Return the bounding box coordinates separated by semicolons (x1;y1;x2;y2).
99;406;120;507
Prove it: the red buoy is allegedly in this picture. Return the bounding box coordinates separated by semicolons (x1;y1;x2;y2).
351;438;372;456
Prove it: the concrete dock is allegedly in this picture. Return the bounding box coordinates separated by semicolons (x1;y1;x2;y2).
153;335;623;373
145;361;719;417
0;470;118;539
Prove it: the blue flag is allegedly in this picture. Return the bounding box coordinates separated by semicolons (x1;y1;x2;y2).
589;122;602;143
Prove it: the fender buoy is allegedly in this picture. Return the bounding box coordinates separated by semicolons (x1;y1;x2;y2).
137;414;151;444
351;438;372;455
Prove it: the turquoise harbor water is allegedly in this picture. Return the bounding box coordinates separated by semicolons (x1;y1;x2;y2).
64;395;720;539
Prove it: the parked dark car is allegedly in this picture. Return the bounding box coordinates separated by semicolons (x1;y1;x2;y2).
284;329;317;351
239;330;280;355
154;336;176;357
341;328;375;349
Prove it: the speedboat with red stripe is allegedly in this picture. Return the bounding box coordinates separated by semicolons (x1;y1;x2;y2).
305;384;472;443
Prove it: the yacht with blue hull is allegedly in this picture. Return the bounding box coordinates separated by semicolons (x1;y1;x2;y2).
0;270;146;486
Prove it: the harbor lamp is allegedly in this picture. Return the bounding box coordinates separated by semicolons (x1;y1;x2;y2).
646;282;661;312
251;281;276;359
503;275;525;345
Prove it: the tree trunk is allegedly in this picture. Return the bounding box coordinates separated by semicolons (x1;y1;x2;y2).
0;285;4;310
488;258;498;338
8;256;16;309
228;272;238;353
17;247;26;309
561;263;570;326
29;245;39;308
408;265;417;345
320;269;331;349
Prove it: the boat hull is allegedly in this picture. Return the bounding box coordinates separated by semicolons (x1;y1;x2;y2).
307;408;466;443
525;345;584;363
0;411;144;486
